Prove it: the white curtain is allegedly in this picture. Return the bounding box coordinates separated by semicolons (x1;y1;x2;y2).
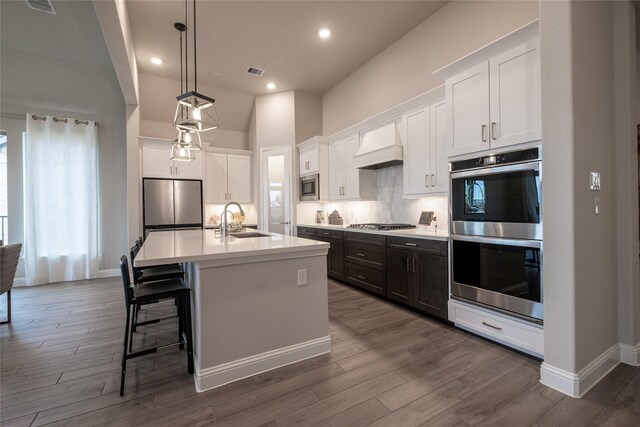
24;115;98;286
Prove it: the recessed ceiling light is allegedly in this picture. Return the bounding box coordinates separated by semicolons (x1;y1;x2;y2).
151;57;163;65
266;82;276;90
318;28;331;39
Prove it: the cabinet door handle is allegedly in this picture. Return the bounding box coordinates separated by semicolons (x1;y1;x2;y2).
482;321;503;331
424;174;429;188
357;275;367;280
491;122;497;140
322;232;331;235
481;124;487;142
412;258;417;272
170;166;173;175
229;192;231;199
431;174;435;188
406;258;410;272
357;253;366;258
405;242;417;247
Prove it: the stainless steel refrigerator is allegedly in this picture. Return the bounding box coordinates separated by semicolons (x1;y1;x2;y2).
143;178;203;237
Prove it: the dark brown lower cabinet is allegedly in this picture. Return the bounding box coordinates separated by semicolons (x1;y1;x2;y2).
316;234;345;280
414;252;448;318
386;244;448;320
297;227;344;280
386;248;414;305
297;226;448;320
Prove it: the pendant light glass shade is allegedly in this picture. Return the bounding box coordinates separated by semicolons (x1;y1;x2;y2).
170;144;196;162
172;128;202;151
174;91;219;133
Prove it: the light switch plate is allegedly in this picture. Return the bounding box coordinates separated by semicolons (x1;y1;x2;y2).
590;172;601;191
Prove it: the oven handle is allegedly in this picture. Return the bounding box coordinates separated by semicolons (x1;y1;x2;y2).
450;161;540;179
451;234;542;249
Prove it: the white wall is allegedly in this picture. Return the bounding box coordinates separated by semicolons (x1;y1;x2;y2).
614;1;640;358
540;0;624;393
294;91;323;144
322;0;539;135
0;48;127;274
138;73;253;150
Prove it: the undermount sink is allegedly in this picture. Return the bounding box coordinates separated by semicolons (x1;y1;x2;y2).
229;232;270;239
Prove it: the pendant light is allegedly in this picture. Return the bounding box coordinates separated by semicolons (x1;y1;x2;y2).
173;0;219;136
170;143;197;162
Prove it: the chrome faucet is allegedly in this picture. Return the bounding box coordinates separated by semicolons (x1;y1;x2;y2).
220;201;246;237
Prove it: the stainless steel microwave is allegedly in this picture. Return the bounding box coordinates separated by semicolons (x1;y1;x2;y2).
300;173;320;201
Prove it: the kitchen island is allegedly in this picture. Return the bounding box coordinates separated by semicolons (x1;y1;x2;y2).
135;229;331;392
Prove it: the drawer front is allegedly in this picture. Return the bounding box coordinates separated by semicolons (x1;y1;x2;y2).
345;231;385;246
345;241;385;270
315;229;344;239
449;300;543;357
297;226;317;238
387;237;447;256
345;262;386;296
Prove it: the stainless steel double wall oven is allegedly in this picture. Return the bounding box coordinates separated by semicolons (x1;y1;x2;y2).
449;147;543;323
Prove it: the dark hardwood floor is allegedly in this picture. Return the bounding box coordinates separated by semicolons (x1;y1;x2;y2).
2;277;640;426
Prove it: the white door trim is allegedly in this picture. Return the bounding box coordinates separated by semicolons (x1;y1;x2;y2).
259;146;294;235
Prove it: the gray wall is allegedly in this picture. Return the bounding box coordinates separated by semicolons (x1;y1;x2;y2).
322;0;539;135
541;0;620;374
1;49;127;275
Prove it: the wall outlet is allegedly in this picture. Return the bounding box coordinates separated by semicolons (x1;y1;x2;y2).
297;269;308;286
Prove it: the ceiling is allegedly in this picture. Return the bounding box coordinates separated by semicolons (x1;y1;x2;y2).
0;0;113;68
126;0;449;96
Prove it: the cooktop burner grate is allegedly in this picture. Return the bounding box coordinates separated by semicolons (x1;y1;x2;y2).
348;223;416;231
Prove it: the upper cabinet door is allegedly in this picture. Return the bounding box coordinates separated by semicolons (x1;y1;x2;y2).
446;62;490;157
227;154;252;203
142;145;173;178
489;40;541;149
429;98;448;193
342;136;361;200
403;106;431;196
174;151;203;180
307;143;319;175
328;140;344;200
204;152;228;203
298;146;309;176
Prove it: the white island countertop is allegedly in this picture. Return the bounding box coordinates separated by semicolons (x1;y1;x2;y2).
135;229;329;267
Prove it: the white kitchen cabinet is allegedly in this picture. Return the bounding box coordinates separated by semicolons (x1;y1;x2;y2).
403;96;448;196
437;21;540;158
141;138;203;179
204;151;251;203
328;136;374;201
489;39;541;149
446;63;490;157
298;136;326;177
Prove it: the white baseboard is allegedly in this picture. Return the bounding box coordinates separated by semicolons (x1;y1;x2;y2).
13;277;26;287
620;342;640;366
540;344;620;398
97;269;120;278
195;335;331;392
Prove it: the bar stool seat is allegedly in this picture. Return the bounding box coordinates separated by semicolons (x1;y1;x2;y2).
136;264;184;283
119;255;193;396
134;278;188;300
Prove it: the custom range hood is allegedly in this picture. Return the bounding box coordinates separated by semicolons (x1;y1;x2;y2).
353;122;403;170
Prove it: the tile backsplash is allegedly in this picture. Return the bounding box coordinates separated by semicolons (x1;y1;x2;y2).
297;165;448;231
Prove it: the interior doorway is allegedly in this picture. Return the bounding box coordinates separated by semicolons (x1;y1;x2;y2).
260;146;293;235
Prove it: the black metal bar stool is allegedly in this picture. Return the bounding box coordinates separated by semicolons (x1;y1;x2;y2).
129;243;184;344
119;255;194;396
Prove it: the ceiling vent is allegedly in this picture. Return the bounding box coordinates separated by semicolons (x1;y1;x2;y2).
25;0;56;15
246;67;265;77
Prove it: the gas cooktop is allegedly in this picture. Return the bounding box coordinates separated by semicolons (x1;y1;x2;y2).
348;223;416;231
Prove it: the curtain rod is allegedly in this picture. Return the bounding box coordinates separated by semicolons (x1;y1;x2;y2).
30;114;97;126
1;112;98;126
